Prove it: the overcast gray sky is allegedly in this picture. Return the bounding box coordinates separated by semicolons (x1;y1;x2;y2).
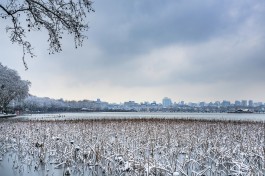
1;0;265;103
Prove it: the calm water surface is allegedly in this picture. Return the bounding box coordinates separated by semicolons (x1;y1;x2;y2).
16;112;265;121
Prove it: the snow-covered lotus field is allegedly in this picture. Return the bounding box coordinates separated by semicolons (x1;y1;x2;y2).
0;118;264;175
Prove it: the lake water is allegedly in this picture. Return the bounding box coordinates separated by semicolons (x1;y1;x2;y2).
15;112;265;122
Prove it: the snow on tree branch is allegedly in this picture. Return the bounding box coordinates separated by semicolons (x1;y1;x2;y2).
0;63;31;112
0;0;94;69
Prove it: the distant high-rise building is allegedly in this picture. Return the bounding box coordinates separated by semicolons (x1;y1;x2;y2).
124;101;138;107
248;100;253;107
214;101;221;106
254;102;263;107
199;102;206;107
208;102;214;107
241;100;247;107
162;97;172;108
235;100;241;106
188;102;197;107
151;101;157;106
222;100;230;107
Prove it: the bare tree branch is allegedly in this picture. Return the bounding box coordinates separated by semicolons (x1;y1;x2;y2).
0;0;94;69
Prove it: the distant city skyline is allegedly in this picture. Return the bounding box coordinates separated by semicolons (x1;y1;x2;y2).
30;95;264;106
20;95;265;113
1;0;265;103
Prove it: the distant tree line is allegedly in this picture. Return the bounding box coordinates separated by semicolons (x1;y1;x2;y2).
13;96;105;113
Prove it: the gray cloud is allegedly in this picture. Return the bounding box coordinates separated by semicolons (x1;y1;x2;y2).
1;0;265;102
88;0;263;60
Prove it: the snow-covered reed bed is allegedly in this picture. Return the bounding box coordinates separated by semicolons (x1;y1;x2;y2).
0;119;264;175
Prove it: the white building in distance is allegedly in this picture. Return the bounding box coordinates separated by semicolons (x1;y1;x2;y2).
162;97;172;108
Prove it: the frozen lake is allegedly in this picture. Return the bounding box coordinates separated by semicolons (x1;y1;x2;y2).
15;112;265;122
